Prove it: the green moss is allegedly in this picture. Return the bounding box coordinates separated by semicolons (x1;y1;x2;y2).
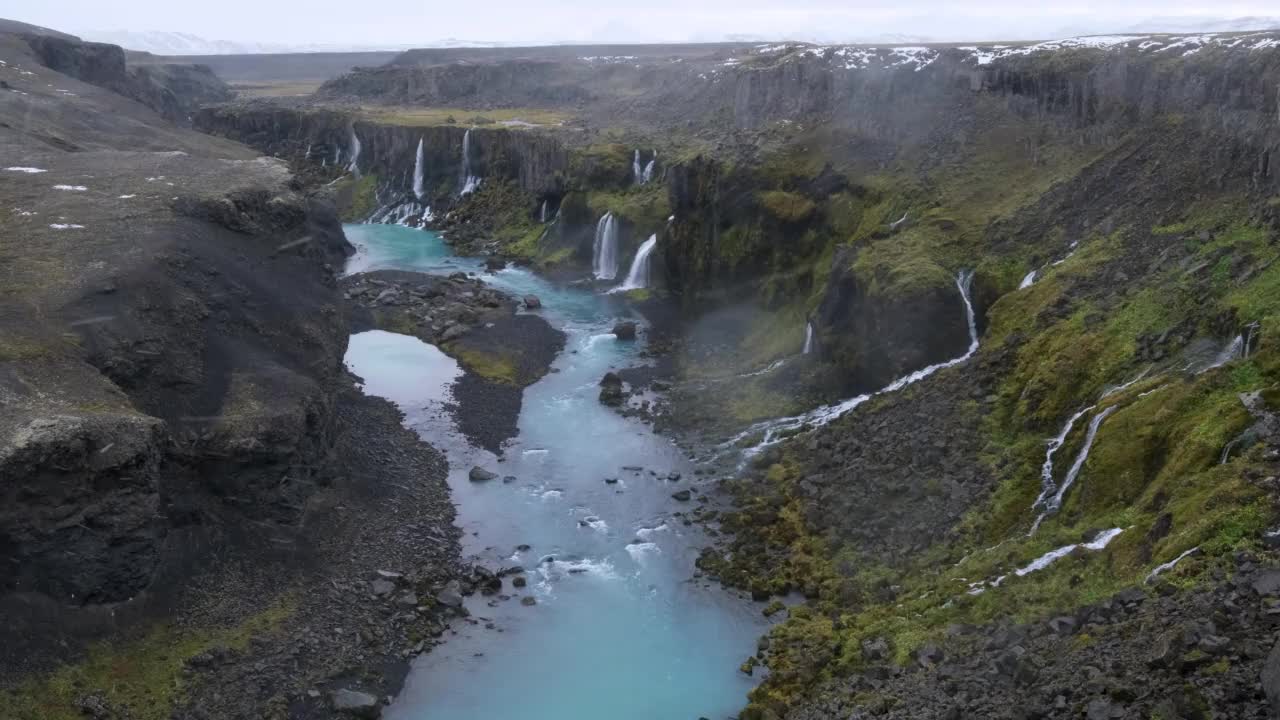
757;191;816;223
339;173;379;222
447;345;521;385
7;597;295;720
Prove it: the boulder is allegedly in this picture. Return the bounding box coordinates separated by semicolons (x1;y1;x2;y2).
521;596;537;606
484;257;507;272
437;580;464;607
331;689;381;718
523;295;542;309
671;489;692;502
469;466;498;482
599;372;624;406
612;321;637;340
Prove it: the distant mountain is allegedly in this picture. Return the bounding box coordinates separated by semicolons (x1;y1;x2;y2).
79;30;524;56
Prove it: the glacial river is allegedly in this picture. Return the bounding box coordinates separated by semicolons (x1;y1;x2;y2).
341;223;766;720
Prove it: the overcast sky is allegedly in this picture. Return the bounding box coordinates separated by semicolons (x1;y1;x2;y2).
8;1;1280;47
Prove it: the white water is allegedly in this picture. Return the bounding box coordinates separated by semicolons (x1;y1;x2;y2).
1146;546;1200;583
1030;405;1117;533
889;212;909;231
611;234;657;291
1197;334;1244;373
633;150;643;184
540;200;548;223
1030;405;1096;518
460;129;481;195
413;138;426;200
727;270;978;452
802;322;815;355
347;127;362;173
1018;269;1038;289
592;212;620;280
1016;527;1124;576
642;153;657;184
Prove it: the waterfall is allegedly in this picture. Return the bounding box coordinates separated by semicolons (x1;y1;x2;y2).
803;322;815;355
593;213;620;280
633;150;643;185
1018;269;1037;289
889;212;909;231
1145;546;1200;583
612;234;657;291
1030;405;1117;533
642;153;657;184
413;138;426;200
726;270;978;452
304;143;312;159
540;200;548;223
1198;334;1244;374
346;127;362;173
460;129;481;195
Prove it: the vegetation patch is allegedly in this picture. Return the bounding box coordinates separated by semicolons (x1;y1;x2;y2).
6;597;296;720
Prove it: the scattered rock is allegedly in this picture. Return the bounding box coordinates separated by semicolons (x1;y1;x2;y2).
469;466;498;482
523;295;541;309
370;579;396;597
521;596;537;606
671;489;692;502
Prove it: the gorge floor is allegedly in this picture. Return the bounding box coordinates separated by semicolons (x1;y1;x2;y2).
340;223;770;720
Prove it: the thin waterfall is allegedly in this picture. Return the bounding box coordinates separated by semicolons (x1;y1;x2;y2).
540;200;548;223
1018;269;1037;289
304;143;312;159
1198;334;1244;374
346;127;362;173
413;138;426;200
803;322;815;355
611;234;657;291
642;153;657;184
460;129;481;195
726;269;978;452
633;150;643;185
1030;405;1117;533
332;145;341;165
593;213;620;280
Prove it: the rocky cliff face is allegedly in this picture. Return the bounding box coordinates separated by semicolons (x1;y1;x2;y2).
21;33;233;124
195;105;572;207
0;30;354;670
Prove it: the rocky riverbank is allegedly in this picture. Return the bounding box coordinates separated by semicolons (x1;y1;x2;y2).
342;269;565;453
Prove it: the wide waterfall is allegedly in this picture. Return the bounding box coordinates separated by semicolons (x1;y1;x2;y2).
611;234;657;291
593;213;620;280
413;138;426;200
726;269;978;452
803;322;815;354
347;127;362;173
460;129;481;195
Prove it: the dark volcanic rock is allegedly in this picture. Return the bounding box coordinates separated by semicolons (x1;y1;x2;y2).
599;372;624;405
469;466;498;482
612;321;638;340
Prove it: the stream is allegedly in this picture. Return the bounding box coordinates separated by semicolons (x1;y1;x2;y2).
341;223;767;719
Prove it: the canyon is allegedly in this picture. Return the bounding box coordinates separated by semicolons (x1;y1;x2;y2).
4;18;1280;720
